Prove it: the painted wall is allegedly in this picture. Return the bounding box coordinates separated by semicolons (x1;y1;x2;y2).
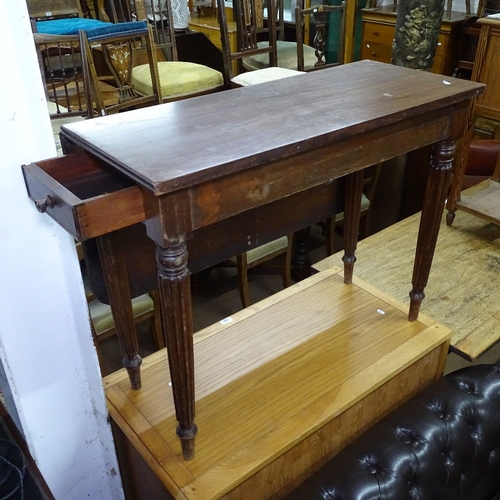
0;2;124;498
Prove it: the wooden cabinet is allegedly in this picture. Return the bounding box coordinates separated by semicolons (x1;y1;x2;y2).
361;5;467;75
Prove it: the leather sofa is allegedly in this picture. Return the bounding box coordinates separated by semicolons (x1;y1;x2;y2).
285;364;500;499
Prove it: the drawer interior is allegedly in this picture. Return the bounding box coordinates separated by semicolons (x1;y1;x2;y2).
35;152;136;201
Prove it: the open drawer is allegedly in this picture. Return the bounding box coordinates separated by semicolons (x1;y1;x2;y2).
22;151;145;241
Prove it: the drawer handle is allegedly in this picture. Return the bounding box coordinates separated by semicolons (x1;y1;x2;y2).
373;31;379;36
35;195;55;213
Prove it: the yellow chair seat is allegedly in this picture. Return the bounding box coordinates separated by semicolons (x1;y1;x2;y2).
132;61;224;100
229;236;289;266
335;193;370;222
89;293;154;336
242;40;318;71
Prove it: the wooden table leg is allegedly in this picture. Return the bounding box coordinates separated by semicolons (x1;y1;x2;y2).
156;242;197;460
342;169;364;284
97;232;142;389
409;140;455;321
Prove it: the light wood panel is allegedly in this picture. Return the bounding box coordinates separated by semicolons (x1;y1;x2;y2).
105;268;450;499
314;208;500;361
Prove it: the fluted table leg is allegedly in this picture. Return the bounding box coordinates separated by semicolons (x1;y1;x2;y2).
97;231;142;389
156;242;197;460
409;140;455;321
342;170;364;284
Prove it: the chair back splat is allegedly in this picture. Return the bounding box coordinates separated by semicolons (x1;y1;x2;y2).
217;0;304;86
295;2;346;71
79;22;163;117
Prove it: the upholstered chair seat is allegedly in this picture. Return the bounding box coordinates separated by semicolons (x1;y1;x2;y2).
228;235;292;308
89;293;155;339
243;40;319;71
132;61;224;100
232;66;305;86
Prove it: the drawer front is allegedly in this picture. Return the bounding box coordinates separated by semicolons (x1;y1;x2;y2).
363;22;394;45
362;41;392;64
22;152;145;241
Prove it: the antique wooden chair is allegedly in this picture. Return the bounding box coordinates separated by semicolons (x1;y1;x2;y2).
218;0;345;86
79;22;163;116
34;32;88;118
227;235;294;308
104;0;225;97
217;0;304;87
82;25;223;112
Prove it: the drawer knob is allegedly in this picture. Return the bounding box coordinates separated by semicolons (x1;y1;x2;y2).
35;196;55;213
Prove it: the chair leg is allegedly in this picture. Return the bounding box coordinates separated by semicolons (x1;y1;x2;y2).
89;318;107;375
237;253;251;308
282;234;293;288
325;217;336;256
149;289;165;350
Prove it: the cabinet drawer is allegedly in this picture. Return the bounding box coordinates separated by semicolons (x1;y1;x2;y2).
363;22;394;45
362;41;392;64
22;152;145;241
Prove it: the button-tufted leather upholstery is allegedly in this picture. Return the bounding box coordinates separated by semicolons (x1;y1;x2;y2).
285;364;500;499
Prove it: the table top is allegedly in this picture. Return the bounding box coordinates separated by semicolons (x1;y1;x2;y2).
313;203;500;362
61;60;482;196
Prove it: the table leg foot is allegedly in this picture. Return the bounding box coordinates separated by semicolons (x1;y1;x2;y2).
342;255;356;284
178;423;198;461
446;210;455;226
408;290;425;321
122;354;142;390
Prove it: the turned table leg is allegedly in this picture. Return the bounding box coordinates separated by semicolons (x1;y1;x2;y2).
409;140;455;321
97;231;142;389
156;242;197;460
342;170;364;284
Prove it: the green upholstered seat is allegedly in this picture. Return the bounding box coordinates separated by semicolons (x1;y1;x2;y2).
132;61;224;100
242;40;319;72
89;293;154;337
